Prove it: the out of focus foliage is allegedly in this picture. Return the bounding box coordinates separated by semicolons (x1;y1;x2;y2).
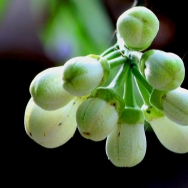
30;0;114;64
0;0;10;22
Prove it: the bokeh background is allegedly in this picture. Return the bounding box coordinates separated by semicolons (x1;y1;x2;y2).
2;0;188;187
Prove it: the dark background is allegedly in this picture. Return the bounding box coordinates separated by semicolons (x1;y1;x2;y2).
2;0;188;187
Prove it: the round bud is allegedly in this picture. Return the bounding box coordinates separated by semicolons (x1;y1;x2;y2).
30;66;74;111
76;97;119;142
140;50;185;91
62;55;110;96
117;6;159;51
24;97;84;148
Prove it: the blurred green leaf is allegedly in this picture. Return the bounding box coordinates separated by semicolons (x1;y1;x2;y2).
30;0;114;64
0;0;11;22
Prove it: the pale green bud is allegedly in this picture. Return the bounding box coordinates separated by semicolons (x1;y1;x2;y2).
24;97;84;148
161;87;188;125
76;97;119;142
140;50;185;91
142;104;188;153
149;115;188;154
62;55;110;96
106;122;146;167
116;6;159;51
30;66;74;111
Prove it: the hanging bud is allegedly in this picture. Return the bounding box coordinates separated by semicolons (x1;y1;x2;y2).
62;55;110;96
139;50;185;91
76;87;125;141
24;97;84;148
142;104;188;153
161;87;188;125
106;107;146;167
30;66;74;111
116;6;159;51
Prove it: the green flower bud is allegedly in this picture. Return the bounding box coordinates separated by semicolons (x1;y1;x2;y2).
161;87;188;125
142;105;188;153
30;66;74;111
76;88;125;141
140;50;185;91
106;107;146;167
116;6;159;51
24;97;84;148
62;55;110;96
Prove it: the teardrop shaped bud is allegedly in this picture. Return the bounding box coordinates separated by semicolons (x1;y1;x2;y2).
24;97;84;148
76;87;125;141
117;6;159;51
161;87;188;125
30;66;74;111
106;107;146;167
140;50;185;91
142;105;188;153
62;55;110;96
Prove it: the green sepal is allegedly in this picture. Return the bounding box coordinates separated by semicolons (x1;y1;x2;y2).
118;106;144;125
87;54;110;85
89;87;125;116
139;50;154;76
150;89;166;110
141;104;164;122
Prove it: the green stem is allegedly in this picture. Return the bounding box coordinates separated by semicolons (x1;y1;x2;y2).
100;45;118;57
135;79;150;106
108;56;128;69
107;62;130;96
103;50;123;60
131;64;153;94
124;68;137;107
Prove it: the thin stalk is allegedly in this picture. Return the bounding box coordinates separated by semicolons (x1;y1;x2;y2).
124;68;137;107
135;79;150;106
108;56;128;69
131;64;153;94
100;45;118;57
108;62;130;96
103;50;123;60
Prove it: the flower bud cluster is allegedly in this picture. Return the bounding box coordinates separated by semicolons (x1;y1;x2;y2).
24;5;188;168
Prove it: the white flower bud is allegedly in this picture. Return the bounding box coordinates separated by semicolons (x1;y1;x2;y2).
76;97;119;141
24;97;84;148
106;122;146;167
140;50;185;91
142;104;188;153
162;87;188;125
62;55;110;96
149;115;188;154
30;66;74;111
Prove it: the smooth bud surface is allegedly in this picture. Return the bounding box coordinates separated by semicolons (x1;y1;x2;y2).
30;66;74;111
149;116;188;153
76;97;119;141
106;122;146;167
142;104;188;153
62;55;110;96
162;87;188;125
140;50;185;91
24;97;84;148
117;6;159;51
